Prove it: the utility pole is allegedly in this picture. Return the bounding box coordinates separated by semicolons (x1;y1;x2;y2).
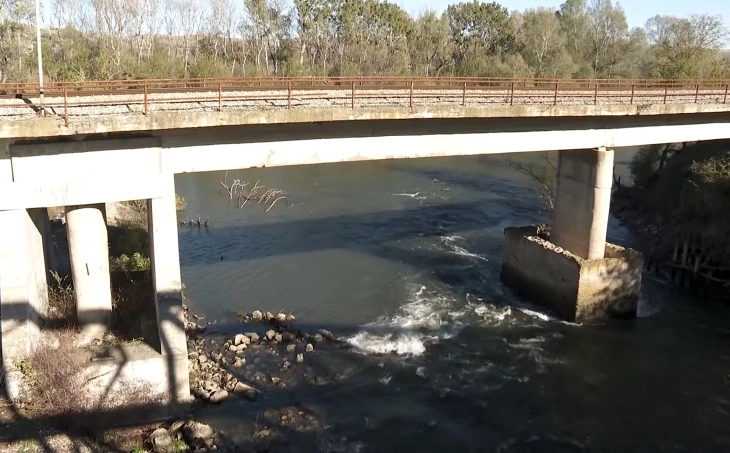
35;0;44;114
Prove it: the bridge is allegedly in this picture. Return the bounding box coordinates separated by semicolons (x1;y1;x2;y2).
2;76;730;421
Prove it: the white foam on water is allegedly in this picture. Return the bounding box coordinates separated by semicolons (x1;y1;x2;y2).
345;285;466;357
440;235;489;261
517;307;552;321
391;191;425;199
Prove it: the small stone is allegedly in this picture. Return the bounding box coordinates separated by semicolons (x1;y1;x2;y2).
252;310;263;321
266;330;276;341
198;354;209;364
286;344;296;352
296;353;304;363
318;329;335;341
209;389;229;404
228;344;238;352
149;428;173;453
233;357;246;368
274;334;283;343
271;376;281;384
305;343;314;353
236;343;247;352
246;332;260;343
234;334;250;346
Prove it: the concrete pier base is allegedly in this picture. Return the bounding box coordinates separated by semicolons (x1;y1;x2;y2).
66;203;113;342
501;225;643;322
0;208;50;401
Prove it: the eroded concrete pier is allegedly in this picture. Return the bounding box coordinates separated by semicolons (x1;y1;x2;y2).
501;148;643;322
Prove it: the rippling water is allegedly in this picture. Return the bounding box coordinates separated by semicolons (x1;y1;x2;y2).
175;152;730;451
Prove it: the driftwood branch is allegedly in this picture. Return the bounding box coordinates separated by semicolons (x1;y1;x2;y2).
505;153;556;212
220;171;289;212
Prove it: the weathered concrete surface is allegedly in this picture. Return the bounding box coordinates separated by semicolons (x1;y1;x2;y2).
551;148;613;260
66;204;113;342
147;178;191;404
0;208;49;401
2;101;730;140
500;225;643;322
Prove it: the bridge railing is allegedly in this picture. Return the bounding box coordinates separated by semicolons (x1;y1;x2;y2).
1;77;729;126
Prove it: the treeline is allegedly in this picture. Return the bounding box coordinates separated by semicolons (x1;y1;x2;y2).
0;0;728;83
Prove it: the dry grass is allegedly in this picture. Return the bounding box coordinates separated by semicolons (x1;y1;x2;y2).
45;272;77;328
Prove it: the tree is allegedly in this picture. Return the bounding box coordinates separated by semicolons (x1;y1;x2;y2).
586;0;630;77
557;0;590;75
408;10;451;76
518;8;574;77
646;14;729;79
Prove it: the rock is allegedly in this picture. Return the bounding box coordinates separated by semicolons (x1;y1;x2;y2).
318;329;335;341
236;343;247;352
198;354;209;364
183;421;215;449
281;332;295;342
276;313;288;323
274;334;283;343
169;419;187;435
202;380;219;392
233;357;246;368
312;333;324;343
209;389;229;404
228;344;238;352
265;311;275;321
286;344;296;352
234;382;258;401
149;428;173;453
271;376;281;384
246;332;260;343
252;310;263;321
266;330;276;341
296;353;304;363
305;343;314;353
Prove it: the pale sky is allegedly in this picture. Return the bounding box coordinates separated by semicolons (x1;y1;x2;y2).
394;0;729;28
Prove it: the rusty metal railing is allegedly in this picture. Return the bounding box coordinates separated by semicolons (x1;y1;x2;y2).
1;76;729;127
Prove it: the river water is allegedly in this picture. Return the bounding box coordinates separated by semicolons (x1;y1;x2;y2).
175;151;730;451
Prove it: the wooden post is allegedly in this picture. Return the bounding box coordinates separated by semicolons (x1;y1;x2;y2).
218;82;222;111
724;84;728;104
553;82;559;105
694;83;700;103
409;80;414;109
143;82;148;115
63;87;68;127
509;82;514;106
663;85;668;104
351;81;355;109
594;83;598;105
630;84;635;104
462;81;466;106
287;81;292;109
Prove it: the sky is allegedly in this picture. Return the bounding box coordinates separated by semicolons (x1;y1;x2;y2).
394;0;729;29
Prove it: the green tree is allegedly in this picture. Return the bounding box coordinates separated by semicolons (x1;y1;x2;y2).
407;10;452;76
518;8;574;77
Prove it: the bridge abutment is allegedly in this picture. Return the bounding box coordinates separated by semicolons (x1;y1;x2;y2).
501;148;643;322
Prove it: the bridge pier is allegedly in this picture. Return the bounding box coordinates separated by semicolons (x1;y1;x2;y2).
0;208;50;401
66;203;113;342
501;148;643;322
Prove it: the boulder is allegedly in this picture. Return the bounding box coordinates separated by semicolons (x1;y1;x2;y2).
296;353;304;364
209;389;229;404
274;333;283;343
149;428;173;453
286;344;296;352
318;329;335;341
252;310;263;321
265;330;276;341
246;332;260;343
183;421;215;449
305;343;314;353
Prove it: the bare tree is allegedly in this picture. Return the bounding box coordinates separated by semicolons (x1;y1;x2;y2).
506;153;557;212
220;170;289;212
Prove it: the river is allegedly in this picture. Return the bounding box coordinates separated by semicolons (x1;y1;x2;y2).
174;150;730;451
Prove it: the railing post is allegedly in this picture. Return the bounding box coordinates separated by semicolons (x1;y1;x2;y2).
409;80;414;109
694;83;700;103
663;85;668;104
553;82;559;106
594;83;598;105
509;82;514;106
462;81;466;106
287;81;292;110
63;87;68;127
218;82;222;111
724;84;728;104
630;84;635;105
143;82;148;115
351;81;355;109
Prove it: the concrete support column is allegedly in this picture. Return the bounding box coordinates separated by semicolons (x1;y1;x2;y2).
147;180;191;408
0;208;49;400
66;203;112;341
551;147;614;260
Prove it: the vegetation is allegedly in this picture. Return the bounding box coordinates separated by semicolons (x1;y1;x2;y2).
1;0;728;82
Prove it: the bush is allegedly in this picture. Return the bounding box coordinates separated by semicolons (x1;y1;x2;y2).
629;145;662;188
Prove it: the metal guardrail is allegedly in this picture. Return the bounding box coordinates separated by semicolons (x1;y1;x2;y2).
1;76;729;127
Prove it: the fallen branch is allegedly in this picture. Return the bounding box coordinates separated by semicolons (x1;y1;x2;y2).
220;172;289;212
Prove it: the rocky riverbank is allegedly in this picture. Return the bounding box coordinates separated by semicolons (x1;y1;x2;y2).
153;306;342;452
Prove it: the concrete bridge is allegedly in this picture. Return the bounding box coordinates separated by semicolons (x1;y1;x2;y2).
2;76;730;421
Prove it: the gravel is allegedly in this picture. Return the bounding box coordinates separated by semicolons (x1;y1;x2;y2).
0;88;725;121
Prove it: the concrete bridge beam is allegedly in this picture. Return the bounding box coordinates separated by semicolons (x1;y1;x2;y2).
66;203;113;342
